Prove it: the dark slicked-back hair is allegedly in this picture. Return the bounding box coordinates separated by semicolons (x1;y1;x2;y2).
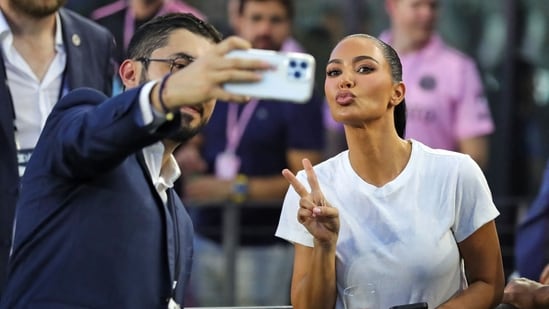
342;34;407;138
239;0;294;20
127;13;223;60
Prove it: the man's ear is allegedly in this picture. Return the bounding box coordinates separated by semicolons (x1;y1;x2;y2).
390;81;406;107
119;59;141;89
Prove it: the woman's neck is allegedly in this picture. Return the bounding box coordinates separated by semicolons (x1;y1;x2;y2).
345;126;412;187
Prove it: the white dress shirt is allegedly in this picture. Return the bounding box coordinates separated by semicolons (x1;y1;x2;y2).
0;12;66;150
142;141;181;204
139;80;181;203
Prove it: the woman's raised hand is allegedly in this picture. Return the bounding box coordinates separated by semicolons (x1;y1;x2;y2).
282;158;340;249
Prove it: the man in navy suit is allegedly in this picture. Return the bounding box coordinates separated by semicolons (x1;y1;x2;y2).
0;0;114;295
0;13;270;308
515;160;549;281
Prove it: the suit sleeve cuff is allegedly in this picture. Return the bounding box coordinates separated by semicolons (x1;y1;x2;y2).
139;80;168;130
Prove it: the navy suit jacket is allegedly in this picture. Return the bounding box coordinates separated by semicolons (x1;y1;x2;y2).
0;87;194;308
0;8;114;293
515;160;549;280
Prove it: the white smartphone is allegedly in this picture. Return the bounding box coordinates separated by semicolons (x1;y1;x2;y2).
222;49;316;103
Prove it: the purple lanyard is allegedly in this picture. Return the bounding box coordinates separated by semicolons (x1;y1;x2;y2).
225;99;259;153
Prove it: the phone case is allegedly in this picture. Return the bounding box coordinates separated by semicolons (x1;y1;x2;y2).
223;49;316;103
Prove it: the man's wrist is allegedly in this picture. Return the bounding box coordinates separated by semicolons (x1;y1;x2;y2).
150;75;178;121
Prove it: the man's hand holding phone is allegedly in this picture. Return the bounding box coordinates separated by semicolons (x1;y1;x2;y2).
154;36;273;110
222;48;316;103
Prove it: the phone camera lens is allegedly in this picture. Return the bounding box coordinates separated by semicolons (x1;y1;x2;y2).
293;71;302;79
300;61;308;69
289;60;297;68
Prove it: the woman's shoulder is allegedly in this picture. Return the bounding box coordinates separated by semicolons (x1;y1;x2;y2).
411;140;482;177
412;140;471;163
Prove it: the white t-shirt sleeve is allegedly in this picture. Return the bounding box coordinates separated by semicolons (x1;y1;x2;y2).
451;155;499;242
275;171;315;247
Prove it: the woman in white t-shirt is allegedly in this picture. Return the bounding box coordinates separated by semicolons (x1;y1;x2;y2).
275;33;504;309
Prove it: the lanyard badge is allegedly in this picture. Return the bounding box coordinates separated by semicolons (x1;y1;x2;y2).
215;100;259;179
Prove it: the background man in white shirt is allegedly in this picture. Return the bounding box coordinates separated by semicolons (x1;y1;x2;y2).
0;0;115;295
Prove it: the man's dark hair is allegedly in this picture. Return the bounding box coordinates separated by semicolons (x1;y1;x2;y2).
127;13;223;60
238;0;294;20
343;34;407;138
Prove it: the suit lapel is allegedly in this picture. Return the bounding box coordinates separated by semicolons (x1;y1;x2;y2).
166;189;178;284
59;9;83;91
136;151;178;287
521;164;549;226
0;57;17;159
135;150;160;200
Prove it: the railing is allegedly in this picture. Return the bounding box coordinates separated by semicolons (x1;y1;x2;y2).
185;199;285;306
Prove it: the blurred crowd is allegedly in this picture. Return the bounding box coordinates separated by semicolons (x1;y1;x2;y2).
63;0;549;196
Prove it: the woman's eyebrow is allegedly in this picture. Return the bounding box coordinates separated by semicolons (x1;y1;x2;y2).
327;55;379;65
352;55;379;64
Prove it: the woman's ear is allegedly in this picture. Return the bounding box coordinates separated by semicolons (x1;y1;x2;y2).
119;59;141;89
390;81;406;106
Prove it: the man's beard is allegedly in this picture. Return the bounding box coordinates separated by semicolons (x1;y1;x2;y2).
10;0;67;18
139;71;207;143
167;113;206;143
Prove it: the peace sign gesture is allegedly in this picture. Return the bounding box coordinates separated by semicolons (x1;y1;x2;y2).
282;158;340;248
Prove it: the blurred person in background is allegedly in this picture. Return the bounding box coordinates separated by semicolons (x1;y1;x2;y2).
514;159;549;282
225;0;302;52
380;0;494;170
178;0;324;306
433;0;548;279
0;0;114;296
91;0;205;94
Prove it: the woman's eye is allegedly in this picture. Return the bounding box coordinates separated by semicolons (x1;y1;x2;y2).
326;69;340;77
357;66;374;73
